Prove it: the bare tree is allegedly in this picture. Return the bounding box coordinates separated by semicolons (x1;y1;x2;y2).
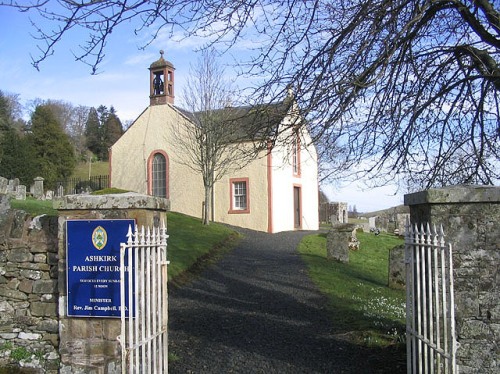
176;48;254;225
4;0;499;188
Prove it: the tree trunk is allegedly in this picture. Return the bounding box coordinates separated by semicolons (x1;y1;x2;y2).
203;185;211;225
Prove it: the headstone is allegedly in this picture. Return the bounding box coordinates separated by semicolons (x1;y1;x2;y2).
7;179;15;194
326;223;356;263
57;185;65;197
0;193;10;214
33;177;45;200
388;244;405;289
369;216;377;229
0;177;8;194
45;190;54;200
330;214;338;225
15;185;26;200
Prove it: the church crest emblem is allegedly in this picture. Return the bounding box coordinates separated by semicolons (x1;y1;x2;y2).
92;226;107;250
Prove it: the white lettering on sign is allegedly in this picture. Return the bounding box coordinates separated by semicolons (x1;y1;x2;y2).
85;255;117;262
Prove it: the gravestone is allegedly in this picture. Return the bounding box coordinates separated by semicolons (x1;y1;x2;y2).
11;178;19;189
0;193;9;214
33;177;44;199
45;190;54;200
326;223;356;263
57;185;64;197
7;178;17;195
388;244;405;289
0;177;8;194
15;185;26;200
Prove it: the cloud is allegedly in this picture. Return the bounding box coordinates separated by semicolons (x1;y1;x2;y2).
124;53;158;66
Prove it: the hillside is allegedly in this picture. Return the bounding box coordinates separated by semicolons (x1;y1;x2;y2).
71;161;109;179
362;204;409;218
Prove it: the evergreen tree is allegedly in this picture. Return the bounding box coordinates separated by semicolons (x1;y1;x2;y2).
85;105;123;160
84;107;102;158
0;127;36;184
0;91;33;182
103;110;123;159
97;105;109;125
0;91;10;131
0;92;10;163
29;105;76;189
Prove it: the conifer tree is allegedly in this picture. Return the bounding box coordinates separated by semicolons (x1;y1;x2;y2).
85;105;123;160
29;105;76;189
85;107;102;158
0;91;35;183
0;127;36;184
103;110;123;160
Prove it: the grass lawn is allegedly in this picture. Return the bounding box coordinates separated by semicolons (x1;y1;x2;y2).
72;161;110;179
166;212;240;283
9;197;57;216
299;231;406;347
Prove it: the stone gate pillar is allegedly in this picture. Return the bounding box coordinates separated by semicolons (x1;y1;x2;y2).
54;192;169;374
404;185;499;373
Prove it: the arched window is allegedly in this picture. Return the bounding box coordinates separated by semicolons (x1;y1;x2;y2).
148;151;169;198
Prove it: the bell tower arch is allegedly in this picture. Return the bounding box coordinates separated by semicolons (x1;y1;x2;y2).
149;50;175;106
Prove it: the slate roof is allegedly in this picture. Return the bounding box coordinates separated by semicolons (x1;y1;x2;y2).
174;98;294;143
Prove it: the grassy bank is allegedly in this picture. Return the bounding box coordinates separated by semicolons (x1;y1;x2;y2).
166;212;240;283
299;231;405;347
9;197;57;216
72;161;109;179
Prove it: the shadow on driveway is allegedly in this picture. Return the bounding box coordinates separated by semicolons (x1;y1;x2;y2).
168;228;405;373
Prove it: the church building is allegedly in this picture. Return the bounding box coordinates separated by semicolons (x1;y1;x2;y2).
109;52;319;233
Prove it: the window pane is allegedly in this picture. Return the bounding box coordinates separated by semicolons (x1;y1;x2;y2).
152;153;166;198
233;181;247;209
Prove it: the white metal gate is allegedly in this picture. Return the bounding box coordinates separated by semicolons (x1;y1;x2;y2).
405;222;457;373
119;222;169;373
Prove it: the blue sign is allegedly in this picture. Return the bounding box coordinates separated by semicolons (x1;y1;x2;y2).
66;219;135;317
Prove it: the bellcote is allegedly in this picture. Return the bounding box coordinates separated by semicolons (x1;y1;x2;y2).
149;50;175;106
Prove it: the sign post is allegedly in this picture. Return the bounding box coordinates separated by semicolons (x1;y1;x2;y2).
66;219;135;318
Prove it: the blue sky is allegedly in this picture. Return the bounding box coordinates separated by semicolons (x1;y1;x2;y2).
0;5;404;212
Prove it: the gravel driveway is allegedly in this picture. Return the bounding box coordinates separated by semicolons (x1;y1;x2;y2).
168;228;405;373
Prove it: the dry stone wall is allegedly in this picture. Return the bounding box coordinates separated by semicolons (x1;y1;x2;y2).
0;194;60;373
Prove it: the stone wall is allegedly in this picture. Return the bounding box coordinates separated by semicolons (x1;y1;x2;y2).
373;212;409;234
319;202;348;224
0;194;60;373
405;185;499;373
